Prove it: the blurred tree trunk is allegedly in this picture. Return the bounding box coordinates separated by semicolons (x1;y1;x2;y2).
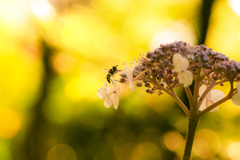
27;39;55;160
189;0;214;96
198;0;214;45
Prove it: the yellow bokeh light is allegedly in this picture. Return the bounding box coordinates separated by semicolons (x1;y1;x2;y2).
0;1;28;24
163;131;184;151
228;0;240;16
31;0;55;21
114;136;138;160
228;142;240;160
150;20;196;50
0;107;21;139
193;129;220;159
52;53;75;74
47;144;77;160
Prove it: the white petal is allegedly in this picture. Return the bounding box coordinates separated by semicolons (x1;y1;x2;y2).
237;82;240;96
97;87;107;99
104;82;108;89
178;70;193;87
104;97;113;108
232;92;240;106
125;65;135;90
129;79;135;91
208;89;225;103
173;54;189;72
199;99;207;111
199;85;207;96
113;86;120;110
206;98;218;112
125;65;133;80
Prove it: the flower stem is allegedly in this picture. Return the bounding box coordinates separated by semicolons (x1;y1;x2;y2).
182;118;199;160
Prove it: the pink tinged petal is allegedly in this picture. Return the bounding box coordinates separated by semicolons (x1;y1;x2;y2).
125;65;135;90
104;82;108;89
178;70;193;87
129;80;135;91
104;97;113;108
199;85;207;96
125;66;133;80
97;87;107;99
199;99;207;111
232;92;240;106
210;106;219;112
237;82;240;96
113;87;120;110
206;98;218;112
208;89;225;103
173;54;189;72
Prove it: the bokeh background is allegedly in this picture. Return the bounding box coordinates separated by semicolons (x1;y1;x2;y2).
0;0;240;160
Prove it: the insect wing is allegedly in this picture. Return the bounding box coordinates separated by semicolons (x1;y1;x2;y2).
101;69;109;73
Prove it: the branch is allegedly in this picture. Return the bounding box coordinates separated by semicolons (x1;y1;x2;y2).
184;87;194;109
171;89;190;117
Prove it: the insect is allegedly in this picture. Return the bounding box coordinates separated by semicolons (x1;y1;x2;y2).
106;65;119;84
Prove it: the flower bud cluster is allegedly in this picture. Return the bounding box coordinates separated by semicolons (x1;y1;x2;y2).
119;41;240;95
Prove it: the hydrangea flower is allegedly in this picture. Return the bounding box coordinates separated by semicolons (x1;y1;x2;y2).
237;82;240;95
97;41;240;160
173;53;193;87
178;70;193;87
98;41;240;111
173;53;189;72
97;79;120;109
124;65;135;91
199;85;225;112
232;82;240;106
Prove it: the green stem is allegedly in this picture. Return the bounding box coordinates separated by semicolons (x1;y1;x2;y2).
182;118;199;160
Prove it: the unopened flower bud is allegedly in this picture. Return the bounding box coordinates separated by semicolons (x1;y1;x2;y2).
144;82;151;88
136;82;142;87
146;52;152;58
121;72;126;77
119;77;125;83
164;59;169;65
145;88;150;93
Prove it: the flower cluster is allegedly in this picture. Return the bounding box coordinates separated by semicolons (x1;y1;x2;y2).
97;41;240;112
173;53;193;87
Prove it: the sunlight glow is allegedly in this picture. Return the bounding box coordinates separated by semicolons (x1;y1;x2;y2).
0;2;27;23
163;131;184;151
31;0;55;21
150;21;196;50
193;129;220;159
228;142;240;160
228;0;240;16
47;144;77;160
0;107;21;139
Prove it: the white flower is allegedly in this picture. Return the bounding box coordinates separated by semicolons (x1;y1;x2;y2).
199;85;225;112
231;82;240;106
232;93;240;106
237;82;240;96
173;53;189;72
124;65;135;91
178;70;193;87
97;79;120;109
173;53;193;87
